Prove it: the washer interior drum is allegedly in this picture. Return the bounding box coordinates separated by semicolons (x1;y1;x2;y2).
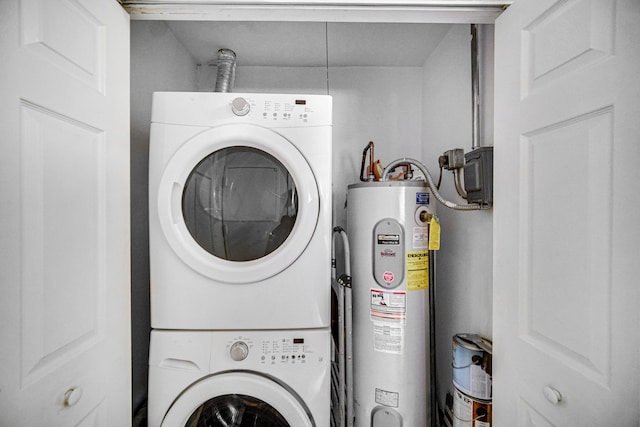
162;372;315;427
157;124;319;284
185;394;288;426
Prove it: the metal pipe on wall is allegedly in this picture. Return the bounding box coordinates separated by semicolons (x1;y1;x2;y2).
470;24;496;150
470;24;480;150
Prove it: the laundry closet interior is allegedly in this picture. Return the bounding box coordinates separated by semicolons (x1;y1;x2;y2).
129;4;498;424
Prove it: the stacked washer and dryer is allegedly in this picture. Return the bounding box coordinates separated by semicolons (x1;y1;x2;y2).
148;92;333;427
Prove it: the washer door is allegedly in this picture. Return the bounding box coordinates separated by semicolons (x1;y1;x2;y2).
157;124;319;283
161;372;314;427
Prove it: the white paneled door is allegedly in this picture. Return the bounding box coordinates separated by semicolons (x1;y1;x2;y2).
494;0;640;425
0;0;131;425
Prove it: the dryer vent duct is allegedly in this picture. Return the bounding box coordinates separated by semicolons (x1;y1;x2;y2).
214;48;236;93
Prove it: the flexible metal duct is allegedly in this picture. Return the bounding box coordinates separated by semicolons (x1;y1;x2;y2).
214;48;236;92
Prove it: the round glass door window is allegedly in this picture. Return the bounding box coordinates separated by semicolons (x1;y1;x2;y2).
185;394;290;427
182;147;298;262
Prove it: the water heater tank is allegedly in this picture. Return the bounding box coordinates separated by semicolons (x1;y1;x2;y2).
347;181;435;427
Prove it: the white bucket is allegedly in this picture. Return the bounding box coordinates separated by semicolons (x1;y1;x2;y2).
452;334;492;400
452;387;492;427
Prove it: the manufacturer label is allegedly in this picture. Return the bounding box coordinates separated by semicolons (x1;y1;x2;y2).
416;192;430;205
413;226;429;249
377;234;400;245
375;388;400;407
380;249;396;258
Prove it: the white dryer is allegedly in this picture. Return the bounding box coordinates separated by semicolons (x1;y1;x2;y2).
149;92;332;330
148;329;331;427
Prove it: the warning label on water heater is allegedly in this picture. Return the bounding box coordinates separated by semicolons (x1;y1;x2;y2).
370;289;406;321
406;250;429;291
370;289;406;354
372;322;404;354
375;388;400;408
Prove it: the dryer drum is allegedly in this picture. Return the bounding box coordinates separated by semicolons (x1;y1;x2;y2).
182;146;298;262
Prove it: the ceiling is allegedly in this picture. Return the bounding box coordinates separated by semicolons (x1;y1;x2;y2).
165;21;454;67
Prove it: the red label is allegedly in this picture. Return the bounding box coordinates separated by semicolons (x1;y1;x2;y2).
383;271;394;283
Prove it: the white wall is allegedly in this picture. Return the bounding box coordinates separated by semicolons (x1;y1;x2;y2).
130;20;199;416
199;65;328;95
328;67;424;229
421;24;494;414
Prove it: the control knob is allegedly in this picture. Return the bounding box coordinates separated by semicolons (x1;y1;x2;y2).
231;97;250;116
229;341;249;361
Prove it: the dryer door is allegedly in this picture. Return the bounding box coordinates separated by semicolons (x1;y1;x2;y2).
157;123;319;283
161;371;315;427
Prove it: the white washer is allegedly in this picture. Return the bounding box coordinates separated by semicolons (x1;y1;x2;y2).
149;92;332;329
148;329;331;427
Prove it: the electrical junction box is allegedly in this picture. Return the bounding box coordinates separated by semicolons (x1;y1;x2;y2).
464;146;493;207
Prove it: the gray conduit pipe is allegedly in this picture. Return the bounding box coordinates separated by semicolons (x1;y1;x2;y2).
381;158;485;211
453;168;468;200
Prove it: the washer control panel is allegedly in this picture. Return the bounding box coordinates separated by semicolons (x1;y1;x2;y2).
225;334;322;366
259;337;311;365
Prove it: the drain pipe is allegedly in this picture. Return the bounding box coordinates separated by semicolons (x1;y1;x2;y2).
214;48;236;92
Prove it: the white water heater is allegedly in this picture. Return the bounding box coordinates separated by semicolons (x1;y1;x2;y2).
347;181;435;427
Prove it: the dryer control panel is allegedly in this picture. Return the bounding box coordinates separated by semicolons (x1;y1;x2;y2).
152;92;332;128
230;95;330;127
